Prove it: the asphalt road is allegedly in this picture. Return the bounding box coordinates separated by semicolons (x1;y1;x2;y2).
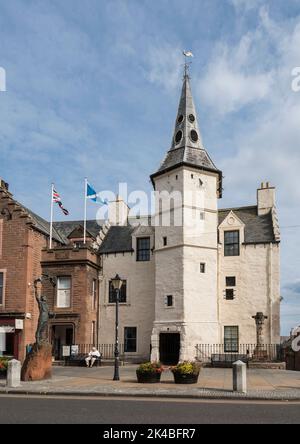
0;395;299;424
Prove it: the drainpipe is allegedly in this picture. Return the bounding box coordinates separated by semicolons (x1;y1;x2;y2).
268;243;273;343
96;255;103;346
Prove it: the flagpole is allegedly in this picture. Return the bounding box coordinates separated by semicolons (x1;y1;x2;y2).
84;178;87;244
49;183;54;249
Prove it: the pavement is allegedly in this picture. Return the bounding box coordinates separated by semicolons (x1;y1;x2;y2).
1;365;300;400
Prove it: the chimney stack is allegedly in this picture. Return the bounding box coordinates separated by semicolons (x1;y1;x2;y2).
257;182;276;216
108;195;129;226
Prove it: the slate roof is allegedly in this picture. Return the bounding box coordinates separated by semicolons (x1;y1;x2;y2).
53;220;103;240
99;225;135;254
98;205;277;254
18;204;66;244
156;146;220;174
218;206;275;244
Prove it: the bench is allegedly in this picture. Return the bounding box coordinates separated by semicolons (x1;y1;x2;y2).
65;353;102;367
211;354;250;368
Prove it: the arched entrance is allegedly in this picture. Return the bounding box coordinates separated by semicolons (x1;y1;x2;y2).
159;333;180;365
51;324;74;360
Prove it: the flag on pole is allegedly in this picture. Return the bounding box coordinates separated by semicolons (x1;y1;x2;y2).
86;182;108;206
53;188;69;215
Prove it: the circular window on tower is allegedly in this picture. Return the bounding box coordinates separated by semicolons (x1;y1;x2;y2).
177;114;184;124
175;130;183;144
188;114;195;123
190;130;198;142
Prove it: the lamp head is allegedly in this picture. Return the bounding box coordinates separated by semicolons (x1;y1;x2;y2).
111;274;123;290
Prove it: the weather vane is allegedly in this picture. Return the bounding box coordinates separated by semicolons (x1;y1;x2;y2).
182;50;194;78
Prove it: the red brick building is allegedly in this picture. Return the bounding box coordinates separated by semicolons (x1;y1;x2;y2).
0;179;101;361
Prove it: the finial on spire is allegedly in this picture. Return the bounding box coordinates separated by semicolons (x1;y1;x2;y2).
182;50;194;78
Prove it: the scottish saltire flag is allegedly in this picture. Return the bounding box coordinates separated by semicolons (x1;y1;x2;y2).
86;182;108;206
53;188;69;215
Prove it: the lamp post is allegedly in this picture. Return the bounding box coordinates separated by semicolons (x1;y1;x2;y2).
111;274;123;381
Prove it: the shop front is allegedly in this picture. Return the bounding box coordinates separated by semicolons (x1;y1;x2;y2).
0;318;24;359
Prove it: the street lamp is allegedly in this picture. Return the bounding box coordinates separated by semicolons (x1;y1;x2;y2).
111;274;123;381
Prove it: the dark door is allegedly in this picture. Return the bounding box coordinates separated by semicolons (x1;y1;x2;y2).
66;328;73;345
159;333;180;365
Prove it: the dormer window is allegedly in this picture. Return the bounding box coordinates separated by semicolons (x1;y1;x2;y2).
188;114;195;123
177;115;184;124
224;230;240;256
137;237;150;261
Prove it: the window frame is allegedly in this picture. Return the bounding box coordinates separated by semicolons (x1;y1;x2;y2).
224;230;240;257
165;295;173;308
225;289;234;300
56;276;72;309
109;280;127;304
92;278;97;310
226;276;236;287
124;327;137;353
224;326;239;352
136;237;151;262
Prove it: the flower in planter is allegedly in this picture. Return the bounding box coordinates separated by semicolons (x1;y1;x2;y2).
170;361;201;375
136;362;164;375
0;358;8;372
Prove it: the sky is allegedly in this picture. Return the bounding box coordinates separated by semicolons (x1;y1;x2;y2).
0;0;299;335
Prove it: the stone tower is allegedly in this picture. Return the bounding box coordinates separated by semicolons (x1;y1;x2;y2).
150;67;223;363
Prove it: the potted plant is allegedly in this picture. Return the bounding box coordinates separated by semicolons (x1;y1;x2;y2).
0;357;8;380
171;361;201;384
136;362;164;383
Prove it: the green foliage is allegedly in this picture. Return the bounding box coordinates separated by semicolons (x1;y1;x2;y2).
0;357;9;372
171;361;201;375
136;362;164;374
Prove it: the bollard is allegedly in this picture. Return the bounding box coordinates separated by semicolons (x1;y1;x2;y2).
232;360;247;393
6;359;21;388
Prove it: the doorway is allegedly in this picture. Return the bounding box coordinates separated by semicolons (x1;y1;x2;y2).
159;333;180;365
51;324;74;360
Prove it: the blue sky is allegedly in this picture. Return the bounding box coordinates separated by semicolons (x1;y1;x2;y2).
0;0;300;334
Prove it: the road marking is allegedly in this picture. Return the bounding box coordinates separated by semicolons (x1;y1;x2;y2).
0;394;299;405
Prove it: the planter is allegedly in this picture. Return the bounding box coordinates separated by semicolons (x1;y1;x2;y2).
136;371;161;383
173;372;199;384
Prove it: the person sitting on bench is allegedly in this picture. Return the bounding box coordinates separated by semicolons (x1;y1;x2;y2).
85;347;101;367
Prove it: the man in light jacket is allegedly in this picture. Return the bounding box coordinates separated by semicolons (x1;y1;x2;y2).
85;347;101;367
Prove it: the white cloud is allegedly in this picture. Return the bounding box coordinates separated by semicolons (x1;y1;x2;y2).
145;42;183;93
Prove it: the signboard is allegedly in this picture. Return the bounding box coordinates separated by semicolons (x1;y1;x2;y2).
15;319;24;330
62;346;70;357
71;345;79;356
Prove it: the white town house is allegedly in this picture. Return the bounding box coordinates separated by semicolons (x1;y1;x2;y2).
96;70;281;364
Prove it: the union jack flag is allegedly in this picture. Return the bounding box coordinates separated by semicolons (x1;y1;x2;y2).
52;188;69;216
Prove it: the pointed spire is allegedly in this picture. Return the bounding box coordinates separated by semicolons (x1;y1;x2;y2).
171;69;204;151
151;64;222;197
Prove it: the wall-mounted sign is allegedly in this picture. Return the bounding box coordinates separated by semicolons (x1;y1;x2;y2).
15;319;24;330
71;345;79;356
62;346;70;357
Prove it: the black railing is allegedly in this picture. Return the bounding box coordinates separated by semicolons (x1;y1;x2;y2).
195;343;282;364
77;343;125;359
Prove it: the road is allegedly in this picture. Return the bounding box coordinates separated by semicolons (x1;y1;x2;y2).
0;395;299;424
